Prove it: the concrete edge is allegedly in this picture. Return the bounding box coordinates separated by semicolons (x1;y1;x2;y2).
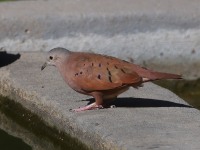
0;71;117;150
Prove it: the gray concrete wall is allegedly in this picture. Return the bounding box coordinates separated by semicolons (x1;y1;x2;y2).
0;0;199;79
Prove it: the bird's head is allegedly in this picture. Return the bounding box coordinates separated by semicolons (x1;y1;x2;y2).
41;47;71;70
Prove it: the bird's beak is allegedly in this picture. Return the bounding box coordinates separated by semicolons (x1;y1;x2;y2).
41;62;47;71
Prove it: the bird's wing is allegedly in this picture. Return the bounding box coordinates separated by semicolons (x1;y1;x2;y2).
70;53;142;91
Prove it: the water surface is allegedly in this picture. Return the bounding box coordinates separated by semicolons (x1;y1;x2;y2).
154;79;200;110
0;96;90;150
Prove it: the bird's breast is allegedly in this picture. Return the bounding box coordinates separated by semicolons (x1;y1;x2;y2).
58;65;90;95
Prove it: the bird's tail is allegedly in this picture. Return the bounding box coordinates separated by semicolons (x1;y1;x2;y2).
132;65;182;81
143;71;182;82
145;71;182;81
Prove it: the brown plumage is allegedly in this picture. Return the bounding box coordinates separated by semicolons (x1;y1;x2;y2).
41;47;182;112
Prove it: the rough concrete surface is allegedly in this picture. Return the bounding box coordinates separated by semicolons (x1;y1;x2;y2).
0;52;200;150
0;0;200;150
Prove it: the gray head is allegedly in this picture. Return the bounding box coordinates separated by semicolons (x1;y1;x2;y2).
41;47;71;70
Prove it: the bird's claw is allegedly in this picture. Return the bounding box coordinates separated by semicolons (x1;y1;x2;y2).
70;103;104;112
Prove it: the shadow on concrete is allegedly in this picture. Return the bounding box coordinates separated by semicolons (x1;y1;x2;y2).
0;51;20;68
83;97;193;108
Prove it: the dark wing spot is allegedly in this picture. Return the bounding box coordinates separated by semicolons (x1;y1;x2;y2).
97;74;101;79
99;63;101;67
107;68;113;83
108;76;112;83
114;65;118;69
80;71;83;74
121;68;126;73
75;73;79;76
107;68;112;76
92;63;94;66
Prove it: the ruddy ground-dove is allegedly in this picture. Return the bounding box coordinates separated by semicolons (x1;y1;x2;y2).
41;47;181;112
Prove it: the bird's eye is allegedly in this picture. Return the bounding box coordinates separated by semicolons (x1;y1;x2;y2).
49;56;53;60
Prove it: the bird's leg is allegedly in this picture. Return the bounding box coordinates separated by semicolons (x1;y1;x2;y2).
72;92;104;112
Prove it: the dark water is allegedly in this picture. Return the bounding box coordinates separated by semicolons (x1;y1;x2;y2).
0;96;90;150
154;79;200;110
0;128;31;150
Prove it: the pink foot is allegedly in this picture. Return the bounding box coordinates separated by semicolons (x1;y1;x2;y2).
71;102;104;112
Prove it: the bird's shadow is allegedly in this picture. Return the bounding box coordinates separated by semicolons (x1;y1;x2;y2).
81;97;193;108
0;51;21;68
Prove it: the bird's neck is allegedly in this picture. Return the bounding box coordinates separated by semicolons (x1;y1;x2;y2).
56;60;70;83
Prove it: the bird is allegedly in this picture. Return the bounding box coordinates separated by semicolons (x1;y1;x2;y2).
41;47;182;112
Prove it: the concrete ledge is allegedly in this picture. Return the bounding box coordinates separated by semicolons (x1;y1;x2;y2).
0;52;200;150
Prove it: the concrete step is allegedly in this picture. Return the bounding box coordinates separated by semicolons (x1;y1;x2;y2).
0;52;199;150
